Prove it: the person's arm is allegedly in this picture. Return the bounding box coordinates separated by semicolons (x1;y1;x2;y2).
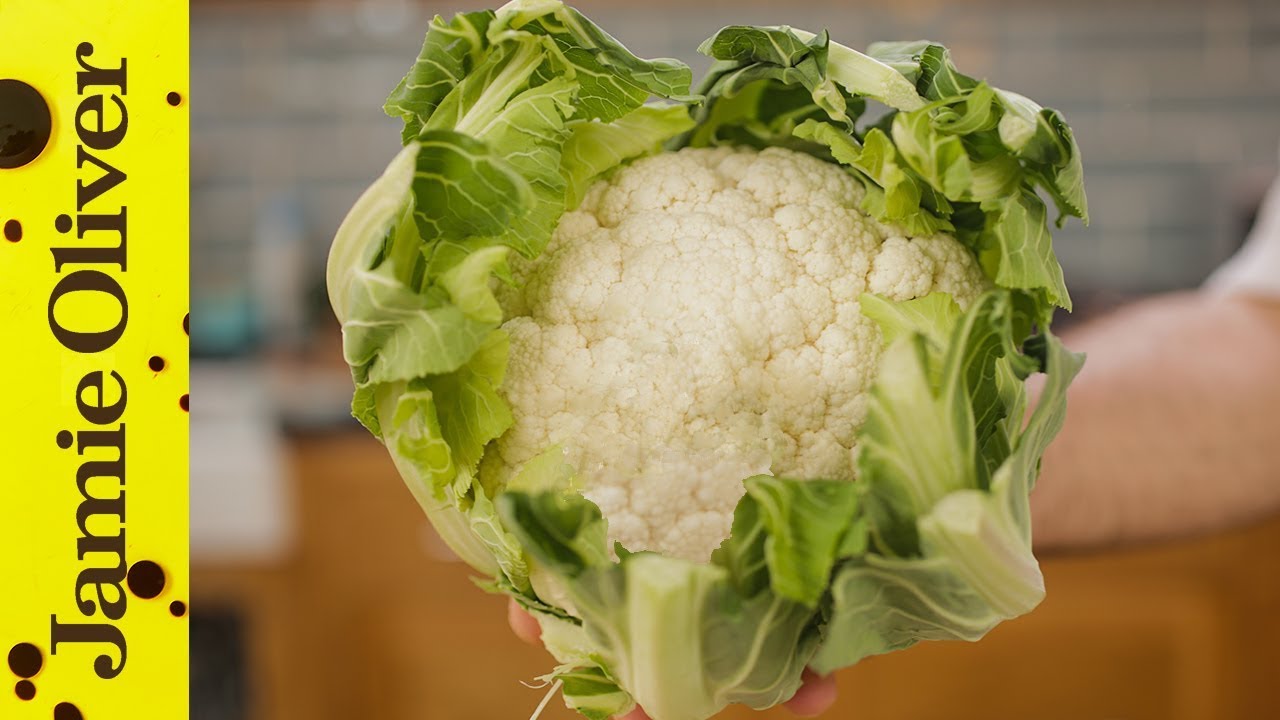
1031;291;1280;550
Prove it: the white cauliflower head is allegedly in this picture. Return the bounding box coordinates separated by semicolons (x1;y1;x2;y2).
489;145;988;563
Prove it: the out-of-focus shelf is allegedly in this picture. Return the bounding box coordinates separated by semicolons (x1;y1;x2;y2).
194;432;1280;720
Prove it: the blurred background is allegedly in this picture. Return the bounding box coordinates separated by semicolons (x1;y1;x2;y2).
189;0;1280;718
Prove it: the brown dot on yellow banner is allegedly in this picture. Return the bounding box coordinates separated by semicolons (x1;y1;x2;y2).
183;313;189;335
54;214;72;233
149;356;166;372
166;91;182;107
3;219;20;242
8;642;42;677
0;80;51;169
126;560;165;599
56;431;73;449
180;394;189;412
169;600;187;617
54;702;83;720
14;680;34;700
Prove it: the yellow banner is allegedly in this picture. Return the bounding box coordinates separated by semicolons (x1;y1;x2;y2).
0;1;189;718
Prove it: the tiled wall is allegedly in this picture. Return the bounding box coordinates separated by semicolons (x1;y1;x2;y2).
192;0;1280;329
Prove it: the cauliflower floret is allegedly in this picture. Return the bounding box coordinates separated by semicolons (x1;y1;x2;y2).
492;146;988;562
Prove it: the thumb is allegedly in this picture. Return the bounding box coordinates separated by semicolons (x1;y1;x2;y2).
782;668;838;717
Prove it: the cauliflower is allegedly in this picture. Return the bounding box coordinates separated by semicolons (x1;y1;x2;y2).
328;4;1087;718
491;146;987;561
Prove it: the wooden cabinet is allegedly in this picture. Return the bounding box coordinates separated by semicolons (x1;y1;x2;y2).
194;432;1280;720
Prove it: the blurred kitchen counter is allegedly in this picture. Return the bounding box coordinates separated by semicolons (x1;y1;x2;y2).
193;431;1280;720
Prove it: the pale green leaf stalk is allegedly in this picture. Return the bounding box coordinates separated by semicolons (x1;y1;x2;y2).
787;29;926;111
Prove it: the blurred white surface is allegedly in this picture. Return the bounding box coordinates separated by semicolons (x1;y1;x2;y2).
1206;150;1280;298
191;361;294;563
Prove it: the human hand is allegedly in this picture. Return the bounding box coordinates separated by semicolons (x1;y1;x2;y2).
508;599;838;719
